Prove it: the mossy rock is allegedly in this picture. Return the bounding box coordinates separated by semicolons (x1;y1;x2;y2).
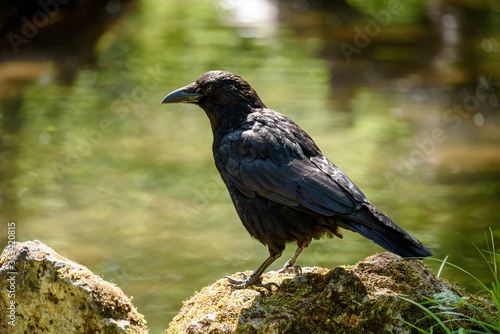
0;240;148;334
166;253;496;334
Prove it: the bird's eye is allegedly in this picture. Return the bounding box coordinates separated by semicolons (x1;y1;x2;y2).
206;84;215;93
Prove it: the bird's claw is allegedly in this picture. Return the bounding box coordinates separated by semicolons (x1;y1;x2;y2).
278;264;302;275
225;272;249;285
225;273;278;291
255;280;279;291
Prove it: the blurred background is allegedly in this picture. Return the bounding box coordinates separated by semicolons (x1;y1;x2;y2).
0;0;499;332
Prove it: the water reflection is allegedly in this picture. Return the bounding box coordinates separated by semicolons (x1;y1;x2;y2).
219;0;278;39
0;0;499;333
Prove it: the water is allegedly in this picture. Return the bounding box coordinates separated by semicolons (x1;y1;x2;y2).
1;1;499;333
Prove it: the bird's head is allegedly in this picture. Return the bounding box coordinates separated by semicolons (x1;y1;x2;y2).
161;71;265;131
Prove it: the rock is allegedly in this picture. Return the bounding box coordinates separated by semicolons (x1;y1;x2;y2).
2;241;494;333
0;240;148;334
166;253;496;334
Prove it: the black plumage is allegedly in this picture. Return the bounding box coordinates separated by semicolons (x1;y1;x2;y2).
162;71;432;289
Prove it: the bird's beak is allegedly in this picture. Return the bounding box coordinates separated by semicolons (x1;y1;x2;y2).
161;83;201;104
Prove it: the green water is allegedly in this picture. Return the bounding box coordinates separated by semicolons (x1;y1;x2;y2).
1;0;499;333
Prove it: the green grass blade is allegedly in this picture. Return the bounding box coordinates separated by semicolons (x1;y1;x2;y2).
399;296;452;334
438;255;450;278
425;258;491;294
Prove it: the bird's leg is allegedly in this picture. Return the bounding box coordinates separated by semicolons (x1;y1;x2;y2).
278;240;310;275
226;253;281;290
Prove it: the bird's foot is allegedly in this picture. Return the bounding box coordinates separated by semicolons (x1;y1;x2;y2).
225;272;278;291
277;262;302;275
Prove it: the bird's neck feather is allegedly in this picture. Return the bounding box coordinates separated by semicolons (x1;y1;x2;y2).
203;101;264;134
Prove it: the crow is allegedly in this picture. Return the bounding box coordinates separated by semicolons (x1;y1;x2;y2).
161;71;432;289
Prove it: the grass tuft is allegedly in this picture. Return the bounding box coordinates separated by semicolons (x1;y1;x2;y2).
400;229;499;333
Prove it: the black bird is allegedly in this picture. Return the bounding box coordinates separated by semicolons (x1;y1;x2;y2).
161;71;432;289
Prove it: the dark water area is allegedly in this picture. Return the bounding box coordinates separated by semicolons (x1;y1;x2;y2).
1;0;499;332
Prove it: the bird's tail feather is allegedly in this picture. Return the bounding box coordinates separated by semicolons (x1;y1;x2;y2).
346;221;432;258
341;205;432;258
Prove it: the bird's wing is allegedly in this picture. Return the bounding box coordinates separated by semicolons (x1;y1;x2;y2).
220;113;368;216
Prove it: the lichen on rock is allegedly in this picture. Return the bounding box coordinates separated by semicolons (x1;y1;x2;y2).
1;241;495;333
166;253;496;334
0;240;148;334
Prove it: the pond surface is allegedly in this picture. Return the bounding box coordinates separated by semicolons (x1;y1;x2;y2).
0;0;499;333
